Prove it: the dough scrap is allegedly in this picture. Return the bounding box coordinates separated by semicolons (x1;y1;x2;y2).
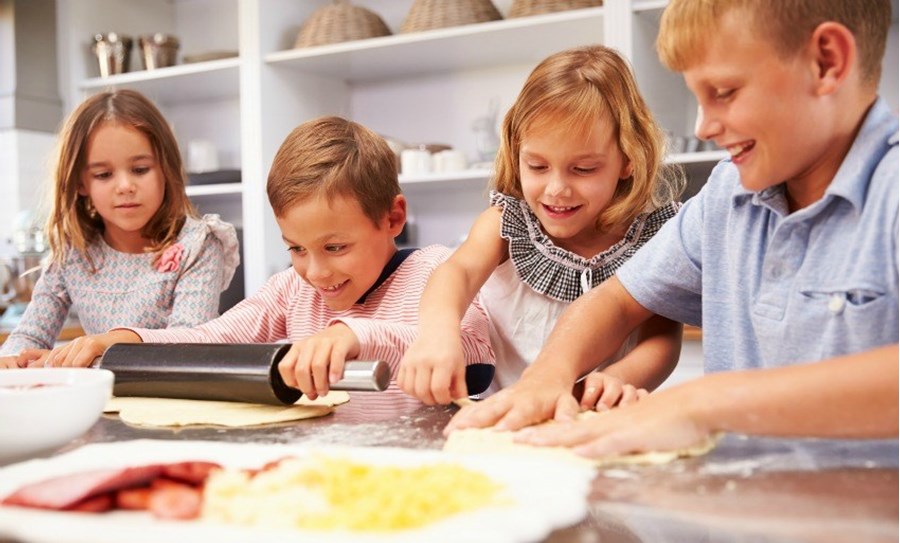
444;409;717;467
104;391;350;428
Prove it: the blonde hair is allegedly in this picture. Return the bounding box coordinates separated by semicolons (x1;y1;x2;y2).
267;116;400;224
657;0;891;87
492;45;684;232
47;89;196;270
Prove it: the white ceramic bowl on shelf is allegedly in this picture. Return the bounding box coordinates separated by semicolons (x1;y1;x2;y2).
0;369;114;466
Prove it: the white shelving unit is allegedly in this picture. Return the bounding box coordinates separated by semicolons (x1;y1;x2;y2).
56;0;896;297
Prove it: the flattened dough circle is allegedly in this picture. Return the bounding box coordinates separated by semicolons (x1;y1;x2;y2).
104;391;350;428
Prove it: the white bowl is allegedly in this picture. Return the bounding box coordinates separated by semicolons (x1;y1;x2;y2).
0;368;113;465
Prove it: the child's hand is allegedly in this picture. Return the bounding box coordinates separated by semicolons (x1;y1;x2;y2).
445;373;580;435
18;349;50;368
277;323;361;400
398;336;468;405
515;381;711;459
578;371;648;411
44;330;141;367
0;355;22;369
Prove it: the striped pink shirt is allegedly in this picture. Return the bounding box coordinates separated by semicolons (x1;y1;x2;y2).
131;245;494;421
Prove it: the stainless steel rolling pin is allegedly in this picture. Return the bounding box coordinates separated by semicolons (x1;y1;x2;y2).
98;343;390;405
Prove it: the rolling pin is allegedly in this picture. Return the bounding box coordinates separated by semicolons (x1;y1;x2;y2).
98;343;390;405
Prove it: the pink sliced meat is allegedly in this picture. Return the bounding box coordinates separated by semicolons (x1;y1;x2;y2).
161;461;221;486
68;493;115;513
115;487;153;510
1;465;164;510
147;481;203;520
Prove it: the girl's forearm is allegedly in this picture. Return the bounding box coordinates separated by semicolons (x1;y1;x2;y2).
602;316;682;391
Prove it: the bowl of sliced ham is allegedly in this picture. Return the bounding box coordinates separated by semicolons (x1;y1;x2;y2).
0;368;113;465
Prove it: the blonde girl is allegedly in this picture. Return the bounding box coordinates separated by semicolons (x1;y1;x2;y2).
399;45;685;407
0;89;239;367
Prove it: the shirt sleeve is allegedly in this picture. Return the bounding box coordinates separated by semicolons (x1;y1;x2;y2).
616;180;707;327
131;271;290;344
166;230;227;327
0;265;70;354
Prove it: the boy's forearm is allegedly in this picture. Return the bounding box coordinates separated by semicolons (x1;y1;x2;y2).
690;345;899;438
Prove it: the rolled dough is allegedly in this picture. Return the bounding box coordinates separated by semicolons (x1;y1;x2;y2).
444;408;717;467
104;391;350;428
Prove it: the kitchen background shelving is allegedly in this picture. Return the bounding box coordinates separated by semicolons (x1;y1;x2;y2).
55;0;899;297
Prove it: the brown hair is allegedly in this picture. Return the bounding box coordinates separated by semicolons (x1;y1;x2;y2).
47;89;196;270
657;0;891;87
492;45;684;232
267;116;400;224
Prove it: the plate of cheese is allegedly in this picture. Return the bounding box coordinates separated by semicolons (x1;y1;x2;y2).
0;440;595;543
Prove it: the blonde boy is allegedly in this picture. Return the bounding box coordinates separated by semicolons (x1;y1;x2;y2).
449;0;898;454
45;117;494;418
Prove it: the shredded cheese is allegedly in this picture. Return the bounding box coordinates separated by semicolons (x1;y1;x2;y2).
202;455;504;531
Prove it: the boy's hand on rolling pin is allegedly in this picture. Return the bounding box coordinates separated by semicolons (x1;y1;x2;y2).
44;330;142;368
398;335;468;406
578;371;648;411
278;323;360;400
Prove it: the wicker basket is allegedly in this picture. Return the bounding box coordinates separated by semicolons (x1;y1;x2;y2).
400;0;502;34
508;0;602;18
294;0;391;48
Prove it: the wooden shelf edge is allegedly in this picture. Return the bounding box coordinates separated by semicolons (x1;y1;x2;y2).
684;324;702;341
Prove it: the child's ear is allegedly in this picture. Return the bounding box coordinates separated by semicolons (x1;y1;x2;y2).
620;160;634;180
76;183;88;197
808;21;856;96
386;194;407;237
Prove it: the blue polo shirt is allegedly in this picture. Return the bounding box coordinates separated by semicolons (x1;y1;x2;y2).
618;97;898;372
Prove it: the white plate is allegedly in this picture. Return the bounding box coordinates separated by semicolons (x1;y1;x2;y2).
0;440;595;543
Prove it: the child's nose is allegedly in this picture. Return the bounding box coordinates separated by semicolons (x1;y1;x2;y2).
545;172;570;197
305;257;332;281
694;105;723;141
114;173;137;193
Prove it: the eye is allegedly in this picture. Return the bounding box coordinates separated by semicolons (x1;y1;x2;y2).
714;88;735;101
325;244;347;253
286;245;306;255
525;163;547;172
133;166;151;175
573;166;597;174
92;171;112;180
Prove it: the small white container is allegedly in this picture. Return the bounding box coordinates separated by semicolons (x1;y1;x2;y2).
187;139;219;173
400;148;433;175
433;149;468;172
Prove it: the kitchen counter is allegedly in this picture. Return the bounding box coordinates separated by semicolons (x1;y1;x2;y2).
61;402;898;543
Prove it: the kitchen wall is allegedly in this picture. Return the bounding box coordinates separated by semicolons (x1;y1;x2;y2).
2;0;898;246
0;0;61;246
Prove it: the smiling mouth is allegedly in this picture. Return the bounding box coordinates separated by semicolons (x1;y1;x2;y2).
726;141;754;161
319;280;348;294
542;204;581;215
116;203;140;209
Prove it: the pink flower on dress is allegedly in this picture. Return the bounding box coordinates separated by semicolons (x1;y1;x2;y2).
156;243;185;273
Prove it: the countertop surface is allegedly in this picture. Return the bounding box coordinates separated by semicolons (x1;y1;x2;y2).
54;401;899;543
